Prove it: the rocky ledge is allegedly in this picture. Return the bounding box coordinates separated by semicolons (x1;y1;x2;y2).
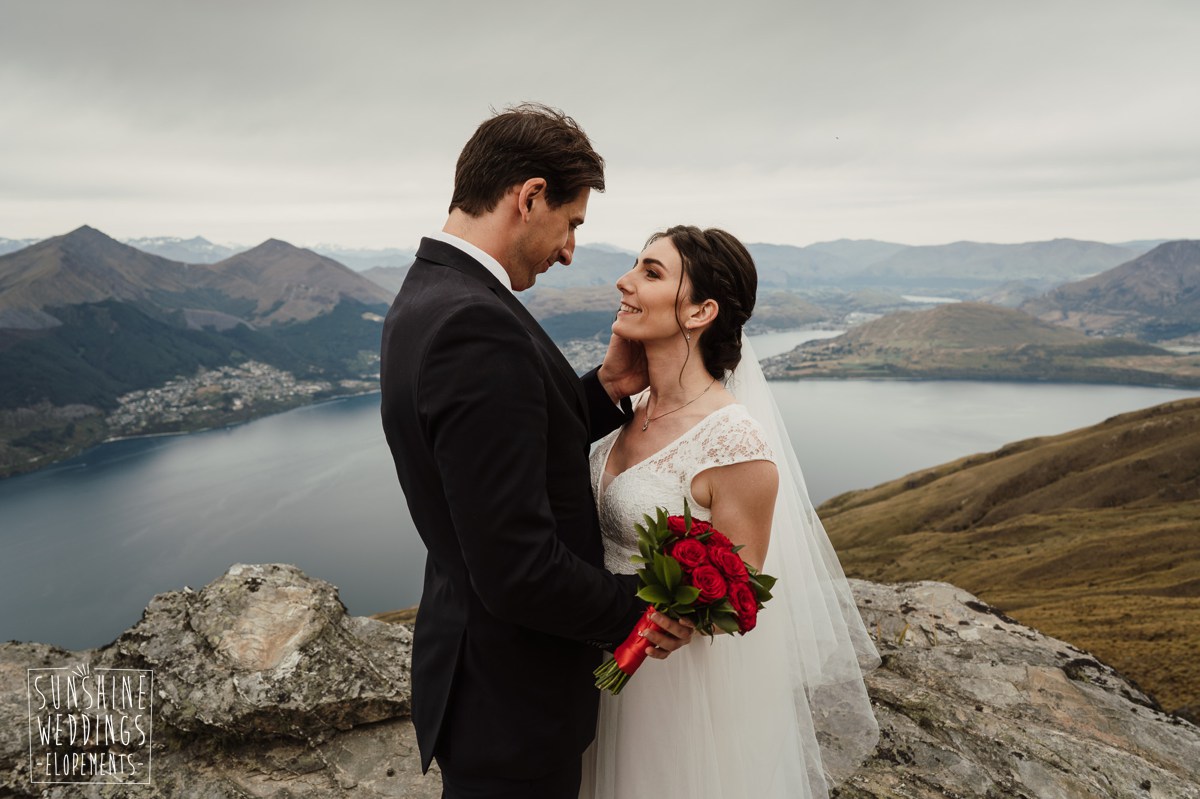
1;564;1196;798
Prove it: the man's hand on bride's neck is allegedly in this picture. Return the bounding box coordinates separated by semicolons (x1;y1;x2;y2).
598;333;649;404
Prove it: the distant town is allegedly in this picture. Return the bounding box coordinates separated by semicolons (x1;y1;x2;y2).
106;360;379;438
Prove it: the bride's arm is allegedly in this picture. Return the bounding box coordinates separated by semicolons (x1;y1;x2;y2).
694;460;779;571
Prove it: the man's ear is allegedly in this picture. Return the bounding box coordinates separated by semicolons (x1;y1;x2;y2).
516;178;547;221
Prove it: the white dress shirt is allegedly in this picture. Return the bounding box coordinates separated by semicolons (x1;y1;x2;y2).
426;230;515;296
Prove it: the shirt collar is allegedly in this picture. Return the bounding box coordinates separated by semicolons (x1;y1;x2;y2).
426;230;515;295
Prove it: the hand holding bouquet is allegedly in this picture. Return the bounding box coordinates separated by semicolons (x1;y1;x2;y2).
594;500;777;694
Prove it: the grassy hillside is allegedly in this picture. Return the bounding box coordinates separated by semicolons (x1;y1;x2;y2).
818;398;1200;717
0;300;246;409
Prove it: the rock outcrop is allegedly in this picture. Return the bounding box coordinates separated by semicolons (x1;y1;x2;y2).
845;581;1199;798
1;565;1197;798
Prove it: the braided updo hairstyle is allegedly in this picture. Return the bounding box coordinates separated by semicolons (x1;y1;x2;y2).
647;225;758;380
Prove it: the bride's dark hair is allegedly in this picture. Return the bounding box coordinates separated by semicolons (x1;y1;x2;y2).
646;225;758;380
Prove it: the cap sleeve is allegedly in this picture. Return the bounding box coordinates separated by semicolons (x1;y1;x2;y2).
688;405;776;481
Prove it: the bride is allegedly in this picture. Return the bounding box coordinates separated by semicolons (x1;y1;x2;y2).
579;226;880;799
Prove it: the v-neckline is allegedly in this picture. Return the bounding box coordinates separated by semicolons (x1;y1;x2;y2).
599;401;738;492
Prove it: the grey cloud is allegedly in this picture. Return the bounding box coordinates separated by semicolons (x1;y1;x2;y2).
0;0;1197;246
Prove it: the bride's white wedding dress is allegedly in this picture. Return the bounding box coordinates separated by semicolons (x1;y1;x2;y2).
579;345;879;799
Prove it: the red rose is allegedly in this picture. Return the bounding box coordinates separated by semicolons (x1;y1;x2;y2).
704;529;733;549
728;581;759;633
668;515;713;538
688;565;728;605
711;548;749;582
667;538;709;570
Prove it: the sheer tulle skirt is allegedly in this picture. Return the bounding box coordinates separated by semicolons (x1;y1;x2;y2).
580;613;828;799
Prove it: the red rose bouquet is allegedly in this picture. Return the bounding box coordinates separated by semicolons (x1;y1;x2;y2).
594;500;776;694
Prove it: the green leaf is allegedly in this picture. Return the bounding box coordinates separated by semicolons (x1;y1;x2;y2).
652;552;680;591
655;508;672;544
673;585;701;605
662;555;681;592
754;574;778;592
712;614;741;635
748;575;777;599
641;567;665;589
731;544;745;554
637;585;672;605
683;498;692;532
630;555;649;564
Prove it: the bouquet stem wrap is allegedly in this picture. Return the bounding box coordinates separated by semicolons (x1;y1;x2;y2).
593;605;660;695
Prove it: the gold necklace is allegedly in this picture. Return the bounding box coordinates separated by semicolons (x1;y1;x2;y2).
641;378;717;432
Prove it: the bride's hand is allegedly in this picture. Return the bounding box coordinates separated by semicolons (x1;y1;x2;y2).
640;612;695;659
598;332;648;404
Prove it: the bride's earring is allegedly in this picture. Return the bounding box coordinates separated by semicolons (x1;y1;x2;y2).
685;332;691;342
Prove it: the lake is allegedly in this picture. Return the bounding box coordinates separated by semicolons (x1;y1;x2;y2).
2;330;1197;650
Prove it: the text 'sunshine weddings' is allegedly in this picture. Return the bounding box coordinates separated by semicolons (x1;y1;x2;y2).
27;666;153;783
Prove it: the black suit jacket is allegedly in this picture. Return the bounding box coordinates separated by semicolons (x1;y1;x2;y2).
380;238;643;780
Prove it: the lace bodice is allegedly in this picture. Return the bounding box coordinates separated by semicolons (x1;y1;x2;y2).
590;403;775;575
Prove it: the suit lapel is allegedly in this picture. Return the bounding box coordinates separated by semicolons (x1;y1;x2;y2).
415;238;590;419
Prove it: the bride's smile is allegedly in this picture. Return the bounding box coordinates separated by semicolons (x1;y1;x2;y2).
612;236;708;344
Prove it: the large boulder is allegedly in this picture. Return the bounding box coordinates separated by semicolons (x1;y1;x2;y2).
102;563;412;740
2;563;434;798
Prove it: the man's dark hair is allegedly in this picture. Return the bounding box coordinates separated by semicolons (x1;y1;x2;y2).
449;103;606;215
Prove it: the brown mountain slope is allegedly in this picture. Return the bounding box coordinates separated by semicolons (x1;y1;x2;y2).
208;239;394;324
1023;239;1200;340
0;225;224;324
360;265;408;295
819;397;1200;717
840;301;1088;349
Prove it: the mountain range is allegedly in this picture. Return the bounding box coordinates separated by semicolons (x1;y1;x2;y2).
515;237;1162;294
0;226;392;331
0;226;394;475
1;226;1196;478
1022;239;1200;342
115;235;417;272
122;235;241;263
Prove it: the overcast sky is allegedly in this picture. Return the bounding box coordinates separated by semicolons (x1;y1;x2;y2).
2;0;1197;250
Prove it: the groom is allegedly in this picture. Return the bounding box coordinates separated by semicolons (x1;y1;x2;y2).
380;104;693;798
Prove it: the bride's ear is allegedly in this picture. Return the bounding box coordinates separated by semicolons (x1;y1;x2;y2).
684;298;719;334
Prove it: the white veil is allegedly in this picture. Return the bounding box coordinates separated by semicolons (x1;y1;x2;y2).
725;338;880;788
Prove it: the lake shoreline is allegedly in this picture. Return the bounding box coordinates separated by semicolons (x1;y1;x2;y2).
1;387;381;481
